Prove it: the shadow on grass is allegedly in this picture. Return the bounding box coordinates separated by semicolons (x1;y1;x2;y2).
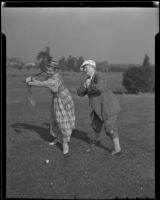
11;122;111;153
11;122;63;151
71;129;112;153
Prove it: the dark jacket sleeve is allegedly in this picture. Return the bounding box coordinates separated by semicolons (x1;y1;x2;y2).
87;75;106;96
77;84;88;97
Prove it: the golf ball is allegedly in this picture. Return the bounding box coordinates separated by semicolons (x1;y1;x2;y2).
46;160;49;163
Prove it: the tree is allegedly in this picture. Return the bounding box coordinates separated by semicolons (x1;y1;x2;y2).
36;46;53;72
96;61;109;72
67;55;74;71
122;65;155;94
72;57;78;72
17;64;23;70
142;53;150;67
59;57;67;71
36;46;53;63
77;56;84;71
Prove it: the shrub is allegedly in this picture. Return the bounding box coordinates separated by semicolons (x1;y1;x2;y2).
122;65;155;94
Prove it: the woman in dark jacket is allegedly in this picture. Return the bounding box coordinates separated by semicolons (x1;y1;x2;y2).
77;60;122;155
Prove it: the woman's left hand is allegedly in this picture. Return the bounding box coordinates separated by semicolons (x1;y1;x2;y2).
26;76;32;83
25;76;36;85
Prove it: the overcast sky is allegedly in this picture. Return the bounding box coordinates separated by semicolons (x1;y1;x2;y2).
2;7;159;64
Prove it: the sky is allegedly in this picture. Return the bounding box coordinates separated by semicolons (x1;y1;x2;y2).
2;7;159;65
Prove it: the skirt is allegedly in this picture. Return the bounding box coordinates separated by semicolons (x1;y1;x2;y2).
51;89;75;138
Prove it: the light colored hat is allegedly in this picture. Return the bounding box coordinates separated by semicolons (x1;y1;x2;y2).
50;59;58;65
47;59;59;68
80;60;96;71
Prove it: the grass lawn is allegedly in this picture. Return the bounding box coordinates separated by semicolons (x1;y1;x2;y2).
6;70;155;199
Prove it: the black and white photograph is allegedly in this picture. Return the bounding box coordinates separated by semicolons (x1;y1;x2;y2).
1;2;158;199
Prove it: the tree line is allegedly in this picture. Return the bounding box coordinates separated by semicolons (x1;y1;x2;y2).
7;55;148;73
122;53;155;93
7;47;154;74
7;47;155;93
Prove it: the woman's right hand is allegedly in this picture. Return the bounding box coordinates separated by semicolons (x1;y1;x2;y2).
31;77;36;82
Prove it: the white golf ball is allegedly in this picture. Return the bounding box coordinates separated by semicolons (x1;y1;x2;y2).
46;160;49;163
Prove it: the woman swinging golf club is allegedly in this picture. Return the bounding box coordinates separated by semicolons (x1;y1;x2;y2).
26;59;75;155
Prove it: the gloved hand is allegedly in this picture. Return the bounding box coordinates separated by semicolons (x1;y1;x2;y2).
25;76;32;83
84;78;91;88
25;76;36;83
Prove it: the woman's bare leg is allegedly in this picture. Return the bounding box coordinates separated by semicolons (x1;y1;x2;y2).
49;123;59;145
62;130;72;154
50;123;57;137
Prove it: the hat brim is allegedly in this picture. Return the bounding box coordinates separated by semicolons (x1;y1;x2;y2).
50;59;59;64
80;65;85;71
47;64;59;69
47;60;59;68
80;64;95;71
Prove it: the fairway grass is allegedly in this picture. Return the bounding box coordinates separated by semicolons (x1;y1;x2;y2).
6;70;155;198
